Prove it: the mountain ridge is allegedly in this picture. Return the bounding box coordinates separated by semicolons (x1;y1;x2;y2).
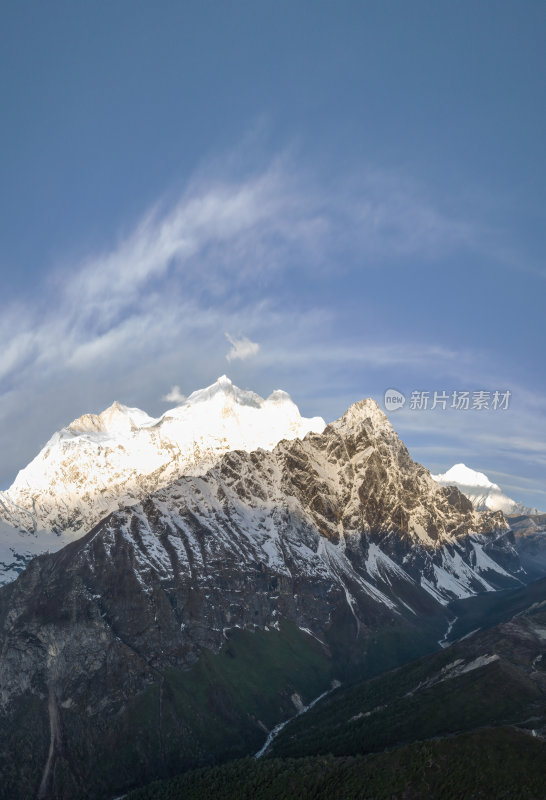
0;376;325;584
0;389;523;799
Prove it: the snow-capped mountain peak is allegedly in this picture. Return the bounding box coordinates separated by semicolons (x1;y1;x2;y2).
176;374;261;408
0;377;325;547
432;463;539;516
330;397;392;436
436;463;496;489
193;376;304;418
67;401;156;437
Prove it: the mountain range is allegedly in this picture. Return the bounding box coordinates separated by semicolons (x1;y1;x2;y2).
0;377;531;800
3;379;537;592
0;376;324;585
130;576;546;800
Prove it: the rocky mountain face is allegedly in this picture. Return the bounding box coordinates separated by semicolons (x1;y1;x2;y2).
508;513;546;581
431;464;546;581
124;578;546;800
0;376;325;584
270;576;546;762
0;394;523;799
432;462;541;516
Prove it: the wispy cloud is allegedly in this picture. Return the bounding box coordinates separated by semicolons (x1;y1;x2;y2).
2;157;481;393
225;333;260;362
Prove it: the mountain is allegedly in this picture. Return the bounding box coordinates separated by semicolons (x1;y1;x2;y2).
0;520;65;588
432;462;540;516
0;376;325;584
269;577;546;761
125;577;546;800
506;513;546;581
431;465;546;581
0;395;523;799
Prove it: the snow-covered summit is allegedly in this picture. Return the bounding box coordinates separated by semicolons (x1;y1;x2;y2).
330;398;392;436
432;463;540;516
67;401;156;437
172;374;262;408
161;376;322;440
0;376;325;540
435;464;496;489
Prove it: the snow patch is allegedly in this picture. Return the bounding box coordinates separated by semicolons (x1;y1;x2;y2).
406;654;500;696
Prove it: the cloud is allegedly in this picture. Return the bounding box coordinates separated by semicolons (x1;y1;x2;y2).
225;333;260;362
162;385;186;404
0;156;490;393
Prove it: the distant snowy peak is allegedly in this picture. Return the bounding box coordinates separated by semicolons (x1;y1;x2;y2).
174;373;264;409
160;375;323;441
1;376;326;538
58;376;319;440
67;401;156;437
432;463;540;516
436;464;496;489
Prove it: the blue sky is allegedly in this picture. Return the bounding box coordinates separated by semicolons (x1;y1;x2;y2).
1;1;545;509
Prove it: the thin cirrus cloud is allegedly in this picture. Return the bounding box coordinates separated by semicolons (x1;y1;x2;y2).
1;156;484;390
1;165;285;386
225;333;260;362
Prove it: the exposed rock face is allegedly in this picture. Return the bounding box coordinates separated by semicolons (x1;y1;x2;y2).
269;576;546;762
0;396;522;799
0;376;325;584
508;513;546;580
